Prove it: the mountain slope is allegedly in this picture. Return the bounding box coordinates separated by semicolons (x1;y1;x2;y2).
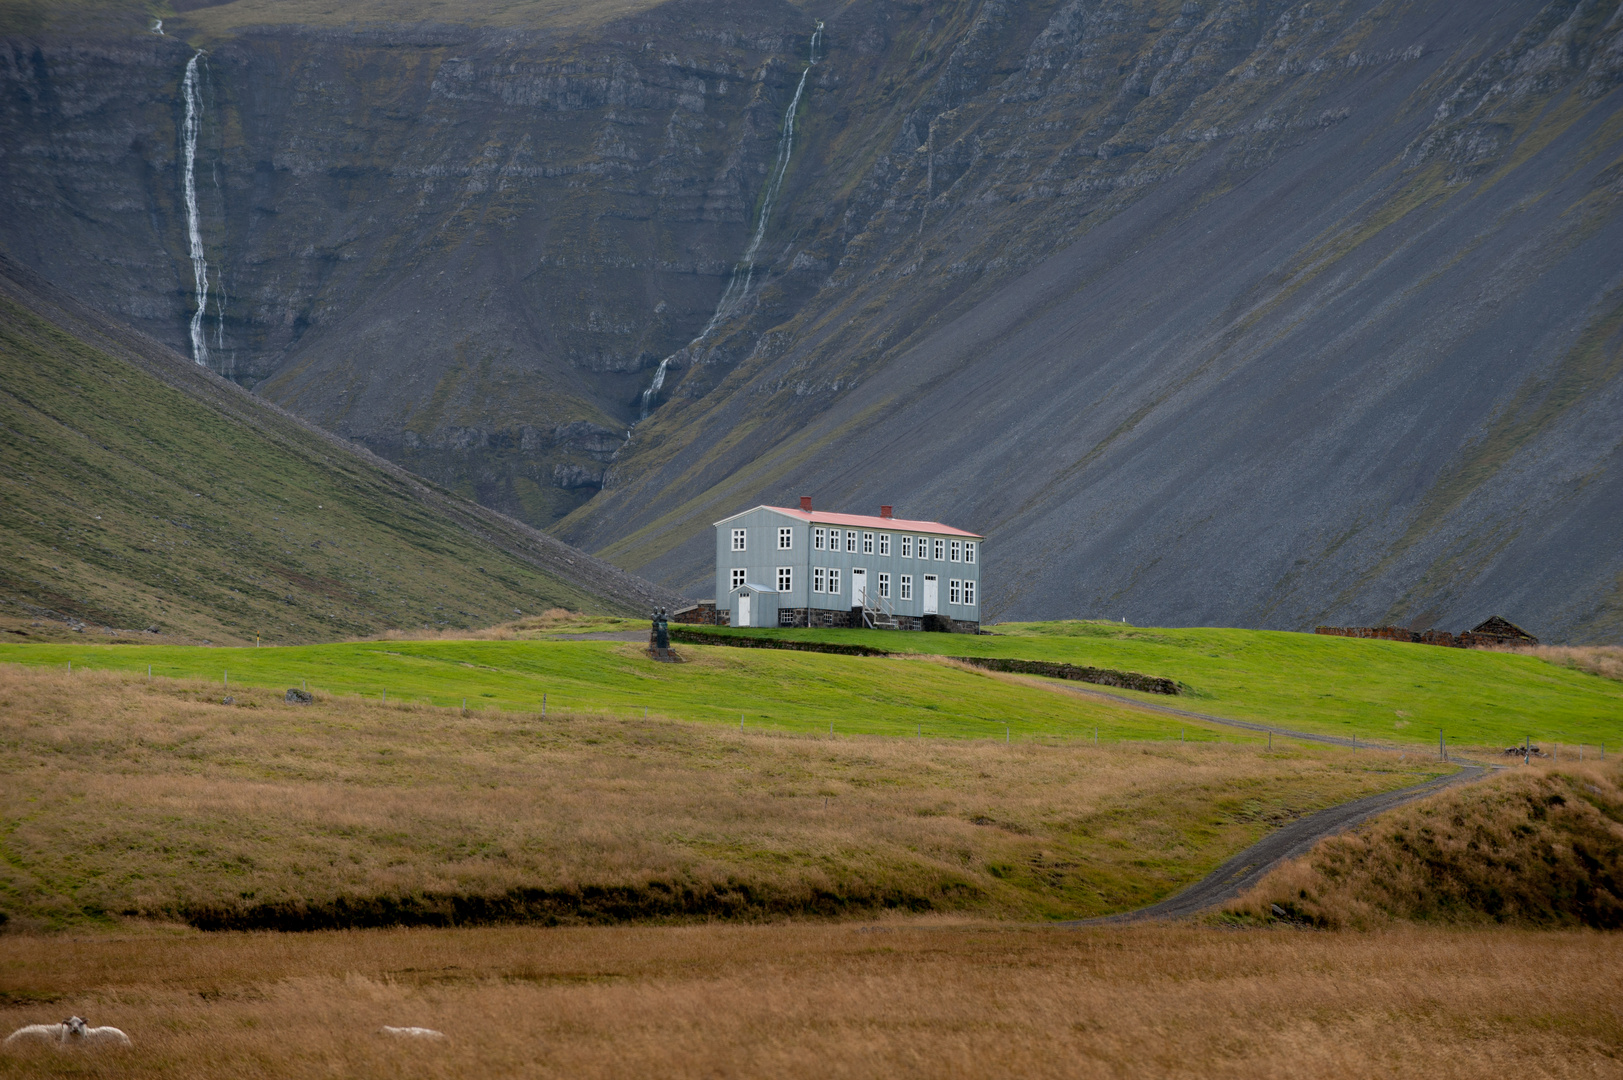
558;0;1623;643
1;0;1620;641
0;256;680;643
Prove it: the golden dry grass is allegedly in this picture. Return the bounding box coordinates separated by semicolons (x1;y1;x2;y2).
1506;644;1623;683
1228;760;1623;928
0;663;1443;929
1;923;1620;1078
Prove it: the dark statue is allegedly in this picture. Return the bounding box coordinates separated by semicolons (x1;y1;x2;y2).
651;607;670;650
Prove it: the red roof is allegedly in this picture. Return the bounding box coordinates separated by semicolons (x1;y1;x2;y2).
719;505;982;539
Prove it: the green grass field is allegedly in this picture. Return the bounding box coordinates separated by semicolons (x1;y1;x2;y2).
2;618;1618;749
666;621;1623;750
0;637;1198;742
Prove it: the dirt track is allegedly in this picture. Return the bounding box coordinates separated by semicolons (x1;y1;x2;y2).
1067;766;1488;925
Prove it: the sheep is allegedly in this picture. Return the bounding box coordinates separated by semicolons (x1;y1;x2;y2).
379;1026;447;1040
5;1016;132;1047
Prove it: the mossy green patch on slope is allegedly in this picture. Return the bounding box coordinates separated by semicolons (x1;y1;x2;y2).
0;267;653;645
673;622;1623;751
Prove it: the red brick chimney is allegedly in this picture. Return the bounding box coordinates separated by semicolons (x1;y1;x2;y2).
880;505;893;519
800;496;813;512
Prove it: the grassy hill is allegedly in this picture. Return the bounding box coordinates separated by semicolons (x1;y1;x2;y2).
0;258;680;645
4;616;1617;751
0;662;1442;930
659;622;1623;751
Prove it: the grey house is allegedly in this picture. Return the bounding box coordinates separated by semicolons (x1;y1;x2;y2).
713;498;983;631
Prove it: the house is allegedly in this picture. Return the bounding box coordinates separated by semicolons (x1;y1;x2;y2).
713;497;984;631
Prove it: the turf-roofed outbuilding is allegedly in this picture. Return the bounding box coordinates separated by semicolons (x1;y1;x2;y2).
714;498;983;632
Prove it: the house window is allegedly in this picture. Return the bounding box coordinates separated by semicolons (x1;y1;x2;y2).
950;579;962;605
731;568;746;590
963;579;976;606
779;527;794;550
950;540;962;563
813;567;826;593
731;528;746;552
845;530;858;553
879;533;891;557
901;536;912;559
964;542;976;564
899;575;912;601
828;568;841;595
777;566;793;592
877;572;891;599
933;538;946;561
862;532;874;555
814;527;826;551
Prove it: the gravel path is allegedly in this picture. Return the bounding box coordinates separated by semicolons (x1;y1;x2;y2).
1063;766;1488;925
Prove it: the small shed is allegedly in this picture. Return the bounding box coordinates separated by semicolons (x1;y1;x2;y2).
728;582;779;628
1464;616;1538;646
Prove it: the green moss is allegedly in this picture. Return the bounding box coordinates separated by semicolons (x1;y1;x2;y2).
0;286;627;645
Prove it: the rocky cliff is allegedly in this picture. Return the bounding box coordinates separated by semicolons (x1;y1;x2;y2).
3;0;1622;641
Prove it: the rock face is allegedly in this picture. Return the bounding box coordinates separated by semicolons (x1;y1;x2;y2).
2;0;1622;641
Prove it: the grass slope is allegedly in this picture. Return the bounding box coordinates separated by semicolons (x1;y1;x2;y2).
2;927;1617;1079
0;259;675;645
1230;760;1623;929
0;636;1210;741
678;622;1623;750
0;664;1442;929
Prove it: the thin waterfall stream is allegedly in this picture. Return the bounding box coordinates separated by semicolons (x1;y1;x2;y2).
181;50;210;367
638;22;823;420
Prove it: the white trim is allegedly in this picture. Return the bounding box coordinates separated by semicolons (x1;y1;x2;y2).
713;504;805;528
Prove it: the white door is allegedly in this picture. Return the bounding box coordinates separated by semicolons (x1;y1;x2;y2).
737;592;752;627
922;575;938;615
851;568;868;607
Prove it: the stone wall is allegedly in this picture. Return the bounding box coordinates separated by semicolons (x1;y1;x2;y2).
1315;616;1538;648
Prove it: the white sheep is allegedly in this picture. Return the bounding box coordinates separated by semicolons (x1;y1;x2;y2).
5;1016;132;1047
379;1025;447;1040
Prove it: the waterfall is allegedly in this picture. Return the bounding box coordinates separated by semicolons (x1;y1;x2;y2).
181;50;210;367
638;21;823;420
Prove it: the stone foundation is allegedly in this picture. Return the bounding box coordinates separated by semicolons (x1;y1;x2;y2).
774;608;978;633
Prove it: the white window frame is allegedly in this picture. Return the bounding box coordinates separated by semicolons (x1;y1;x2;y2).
814;527;826;551
877;572;891;599
899;574;913;601
731;528;746;552
950;540;962;563
964;542;976;564
813;567;826;593
878;533;891;557
730;568;746;590
845;530;858;553
828;568;841;595
862;531;874;555
933;538;945;561
950;579;962;605
963;578;976;606
779;527;794;550
900;535;912;559
777;566;793;592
